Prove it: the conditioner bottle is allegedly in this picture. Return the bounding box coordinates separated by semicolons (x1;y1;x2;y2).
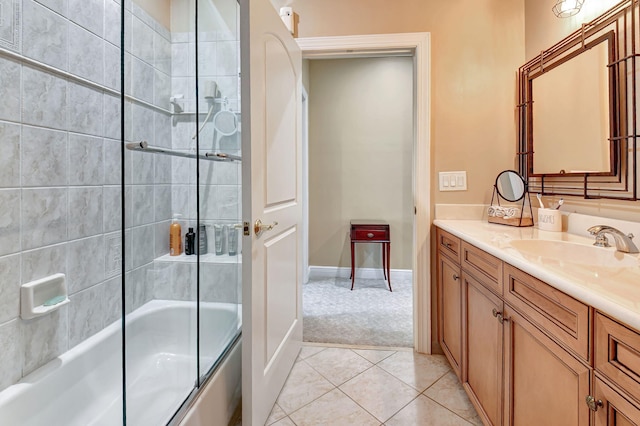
170;214;182;256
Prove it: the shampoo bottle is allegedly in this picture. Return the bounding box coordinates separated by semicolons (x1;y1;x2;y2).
170;214;182;256
185;227;196;255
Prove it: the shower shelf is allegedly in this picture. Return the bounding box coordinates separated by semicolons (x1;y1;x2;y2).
126;141;241;162
155;253;241;264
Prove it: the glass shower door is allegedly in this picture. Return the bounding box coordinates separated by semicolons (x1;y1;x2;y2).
123;1;198;424
122;0;242;423
196;0;242;380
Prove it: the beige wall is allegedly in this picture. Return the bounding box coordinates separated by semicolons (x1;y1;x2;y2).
274;0;525;207
525;0;620;60
525;0;640;220
308;57;413;269
135;0;171;29
170;0;237;34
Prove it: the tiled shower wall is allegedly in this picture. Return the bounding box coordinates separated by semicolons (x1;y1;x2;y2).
155;4;242;305
0;0;172;391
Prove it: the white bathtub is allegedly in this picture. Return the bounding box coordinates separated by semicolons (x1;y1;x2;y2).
0;300;241;426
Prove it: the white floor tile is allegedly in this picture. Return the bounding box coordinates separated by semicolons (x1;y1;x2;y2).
289;388;381;426
304;348;373;386
271;416;296;426
424;371;483;425
298;345;326;360
378;351;451;391
386;394;474;426
339;365;420;423
266;403;287;425
352;348;396;364
276;360;335;415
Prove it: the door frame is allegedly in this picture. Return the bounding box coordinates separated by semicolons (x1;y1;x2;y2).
297;33;432;354
301;86;310;284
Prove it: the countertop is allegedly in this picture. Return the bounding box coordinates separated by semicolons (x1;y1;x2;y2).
433;220;640;332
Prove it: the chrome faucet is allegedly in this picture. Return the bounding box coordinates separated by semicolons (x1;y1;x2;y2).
587;225;640;254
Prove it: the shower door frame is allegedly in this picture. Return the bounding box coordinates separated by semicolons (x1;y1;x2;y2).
297;32;432;354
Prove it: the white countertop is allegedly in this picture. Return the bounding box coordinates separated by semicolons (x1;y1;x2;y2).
433;220;640;332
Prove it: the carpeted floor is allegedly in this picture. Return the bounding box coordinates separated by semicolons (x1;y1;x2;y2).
302;276;413;348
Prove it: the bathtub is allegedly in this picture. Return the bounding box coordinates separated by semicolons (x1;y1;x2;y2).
0;300;241;426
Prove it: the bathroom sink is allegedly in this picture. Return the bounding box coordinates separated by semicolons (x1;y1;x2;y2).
509;239;640;269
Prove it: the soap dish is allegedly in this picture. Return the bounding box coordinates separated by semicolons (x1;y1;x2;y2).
20;273;70;320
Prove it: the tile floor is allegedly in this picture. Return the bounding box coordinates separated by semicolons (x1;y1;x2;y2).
266;344;482;426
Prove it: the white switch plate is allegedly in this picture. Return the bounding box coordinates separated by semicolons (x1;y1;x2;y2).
439;171;467;191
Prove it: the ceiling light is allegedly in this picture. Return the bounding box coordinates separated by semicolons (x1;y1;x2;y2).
552;0;585;18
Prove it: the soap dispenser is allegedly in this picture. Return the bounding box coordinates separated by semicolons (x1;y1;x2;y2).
170;214;182;256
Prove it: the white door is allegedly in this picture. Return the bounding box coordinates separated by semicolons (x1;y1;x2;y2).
240;0;303;424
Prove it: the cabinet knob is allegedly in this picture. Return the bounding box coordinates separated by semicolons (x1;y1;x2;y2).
367;233;374;238
585;395;603;412
445;242;452;248
453;274;459;281
492;308;508;324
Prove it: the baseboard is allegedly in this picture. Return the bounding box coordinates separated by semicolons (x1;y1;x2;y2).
308;265;413;281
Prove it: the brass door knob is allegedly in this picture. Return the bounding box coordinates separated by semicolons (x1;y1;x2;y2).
254;219;278;236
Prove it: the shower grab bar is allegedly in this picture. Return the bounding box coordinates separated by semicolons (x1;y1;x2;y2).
126;141;241;162
0;46;172;116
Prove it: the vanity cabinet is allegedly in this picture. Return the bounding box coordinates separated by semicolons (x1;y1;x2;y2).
464;271;504;426
434;226;603;426
592;313;640;424
503;305;591;425
592;377;640;425
436;228;463;379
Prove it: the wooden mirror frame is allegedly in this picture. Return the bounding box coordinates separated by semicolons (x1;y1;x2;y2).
518;1;639;201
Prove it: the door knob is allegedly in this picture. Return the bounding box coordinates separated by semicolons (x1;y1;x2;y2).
254;219;278;236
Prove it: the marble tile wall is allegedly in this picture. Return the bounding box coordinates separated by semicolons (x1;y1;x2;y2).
162;0;242;305
0;0;172;392
0;0;242;394
171;0;242;270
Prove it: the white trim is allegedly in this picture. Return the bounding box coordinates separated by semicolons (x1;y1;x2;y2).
301;87;310;284
308;265;413;281
297;33;431;354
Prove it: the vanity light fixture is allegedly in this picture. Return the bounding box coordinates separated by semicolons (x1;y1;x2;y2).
552;0;585;18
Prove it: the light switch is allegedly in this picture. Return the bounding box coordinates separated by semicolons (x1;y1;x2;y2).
439;171;467;191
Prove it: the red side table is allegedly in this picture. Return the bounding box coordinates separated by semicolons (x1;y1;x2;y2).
350;220;391;291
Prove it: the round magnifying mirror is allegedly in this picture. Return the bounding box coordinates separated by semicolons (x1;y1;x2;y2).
495;170;526;202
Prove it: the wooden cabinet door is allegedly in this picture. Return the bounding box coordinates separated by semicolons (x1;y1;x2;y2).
464;272;504;426
503;306;591;426
438;252;463;379
593;376;640;425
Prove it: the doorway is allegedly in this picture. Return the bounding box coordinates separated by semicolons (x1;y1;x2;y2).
297;33;432;353
304;56;414;347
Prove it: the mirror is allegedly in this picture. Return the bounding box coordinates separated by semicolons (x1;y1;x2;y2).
495;170;526;202
517;1;639;201
531;35;613;175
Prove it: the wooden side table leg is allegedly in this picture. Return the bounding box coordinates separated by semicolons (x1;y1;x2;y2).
350;241;355;290
382;243;387;280
387;242;392;292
